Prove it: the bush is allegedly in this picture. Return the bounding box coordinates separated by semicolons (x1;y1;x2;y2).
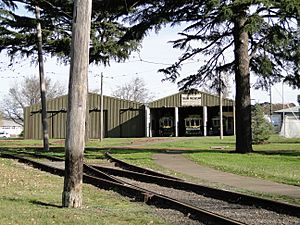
252;104;273;144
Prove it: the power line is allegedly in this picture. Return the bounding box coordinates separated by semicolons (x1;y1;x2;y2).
137;53;202;66
138;58;173;66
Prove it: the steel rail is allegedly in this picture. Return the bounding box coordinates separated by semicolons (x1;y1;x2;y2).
4;150;300;218
0;152;245;225
105;152;300;218
105;151;180;180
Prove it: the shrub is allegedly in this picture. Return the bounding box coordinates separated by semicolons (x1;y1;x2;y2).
252;104;273;144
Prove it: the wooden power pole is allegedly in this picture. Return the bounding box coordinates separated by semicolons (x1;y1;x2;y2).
219;69;223;140
35;5;49;151
62;0;92;208
100;73;104;141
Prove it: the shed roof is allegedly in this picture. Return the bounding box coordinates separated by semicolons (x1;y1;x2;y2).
148;90;234;108
24;90;234;111
24;92;144;111
274;106;300;113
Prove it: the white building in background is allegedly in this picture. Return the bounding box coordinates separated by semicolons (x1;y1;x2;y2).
0;119;23;137
273;106;300;138
274;106;300;122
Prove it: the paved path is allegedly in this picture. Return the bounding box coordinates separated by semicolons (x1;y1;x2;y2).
153;153;300;199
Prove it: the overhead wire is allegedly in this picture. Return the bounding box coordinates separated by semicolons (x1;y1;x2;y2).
137;53;173;66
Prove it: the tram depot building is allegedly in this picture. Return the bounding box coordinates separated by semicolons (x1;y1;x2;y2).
24;91;235;139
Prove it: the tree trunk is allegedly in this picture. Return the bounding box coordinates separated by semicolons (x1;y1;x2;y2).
233;13;253;153
62;0;92;208
35;6;49;151
296;18;300;90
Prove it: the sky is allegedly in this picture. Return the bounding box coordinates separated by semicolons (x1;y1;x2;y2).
0;15;299;106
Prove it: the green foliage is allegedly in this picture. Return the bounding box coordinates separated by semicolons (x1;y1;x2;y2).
252;104;273;144
0;0;139;65
119;0;300;89
119;0;300;153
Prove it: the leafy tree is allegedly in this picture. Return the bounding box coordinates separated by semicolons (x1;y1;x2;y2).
1;76;65;126
120;0;300;153
112;77;154;103
0;0;140;151
0;0;141;208
0;0;138;65
252;104;273;144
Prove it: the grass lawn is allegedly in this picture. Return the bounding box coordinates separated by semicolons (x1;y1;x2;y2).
141;135;300;151
104;135;300;185
1;135;299;205
185;151;299;186
0;157;171;225
0;138;136;148
1;135;299;187
110;146;300;186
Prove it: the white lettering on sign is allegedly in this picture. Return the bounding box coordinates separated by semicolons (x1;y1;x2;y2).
181;94;202;106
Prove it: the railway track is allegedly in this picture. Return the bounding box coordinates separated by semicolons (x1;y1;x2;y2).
1;151;300;224
104;152;300;218
0;151;244;225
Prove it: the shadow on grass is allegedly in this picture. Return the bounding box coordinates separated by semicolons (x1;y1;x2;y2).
0;146;231;157
253;150;300;157
0;197;61;208
0;146;65;153
2;145;299;157
107;148;205;155
30;200;62;208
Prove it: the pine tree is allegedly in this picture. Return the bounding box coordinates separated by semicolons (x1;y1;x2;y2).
252;104;273;144
119;0;300;153
0;0;138;64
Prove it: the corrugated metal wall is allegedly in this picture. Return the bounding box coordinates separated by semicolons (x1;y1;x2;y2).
149;91;234;108
88;93;145;138
24;91;234;139
24;95;68;139
149;93;182;108
24;93;145;139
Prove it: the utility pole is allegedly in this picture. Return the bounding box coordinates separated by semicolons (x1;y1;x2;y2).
297;17;300;118
282;82;284;110
269;84;272;121
100;73;104;141
35;5;49;151
219;69;223;140
62;0;92;208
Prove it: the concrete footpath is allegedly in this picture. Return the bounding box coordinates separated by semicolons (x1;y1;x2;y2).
153;153;300;199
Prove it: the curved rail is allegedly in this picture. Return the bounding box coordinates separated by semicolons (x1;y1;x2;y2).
105;152;300;218
105;152;180;180
0;152;245;225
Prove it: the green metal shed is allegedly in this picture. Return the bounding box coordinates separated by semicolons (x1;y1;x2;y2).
24;90;235;139
148;91;234;108
24;93;145;139
146;91;235;137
